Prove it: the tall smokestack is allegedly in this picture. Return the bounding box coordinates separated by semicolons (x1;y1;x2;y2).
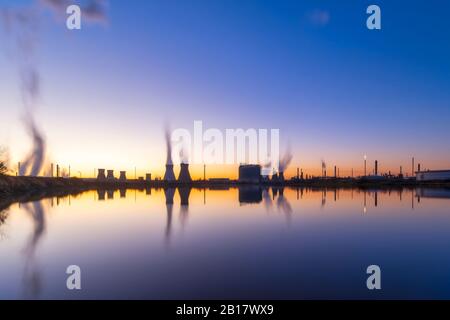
375;160;378;176
334;166;337;178
418;163;421;172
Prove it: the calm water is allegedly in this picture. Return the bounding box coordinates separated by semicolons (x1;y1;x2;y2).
1;187;450;299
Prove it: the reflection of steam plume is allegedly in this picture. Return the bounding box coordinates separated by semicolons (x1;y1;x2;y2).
0;209;9;240
22;201;46;299
276;188;293;223
262;188;272;211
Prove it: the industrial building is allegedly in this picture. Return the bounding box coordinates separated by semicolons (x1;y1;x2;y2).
238;164;261;183
416;170;450;181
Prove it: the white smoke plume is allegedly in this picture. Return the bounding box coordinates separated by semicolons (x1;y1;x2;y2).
19;116;45;176
1;1;108;176
165;126;173;165
179;144;189;164
278;146;293;173
1;5;45;176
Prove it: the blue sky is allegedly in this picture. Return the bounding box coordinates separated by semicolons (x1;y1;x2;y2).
1;0;450;177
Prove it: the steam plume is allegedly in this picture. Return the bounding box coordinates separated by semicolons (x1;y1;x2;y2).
279;147;293;173
165;126;173;165
1;1;108;176
1;6;45;176
19;117;45;176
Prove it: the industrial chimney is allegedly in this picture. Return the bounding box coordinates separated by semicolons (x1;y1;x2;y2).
106;170;115;180
178;163;192;183
97;169;106;180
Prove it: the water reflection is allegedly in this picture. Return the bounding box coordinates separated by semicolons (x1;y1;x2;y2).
178;187;191;229
0;207;8;240
22;201;46;299
276;188;293;223
164;188;175;245
1;186;450;299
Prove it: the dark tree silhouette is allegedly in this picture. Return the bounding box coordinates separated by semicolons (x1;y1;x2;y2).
0;148;7;175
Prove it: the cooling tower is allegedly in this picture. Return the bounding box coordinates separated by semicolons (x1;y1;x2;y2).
164;164;176;182
119;171;127;181
107;170;115;180
271;172;279;182
178;163;192;183
145;173;152;181
97;169;106;180
279;171;285;181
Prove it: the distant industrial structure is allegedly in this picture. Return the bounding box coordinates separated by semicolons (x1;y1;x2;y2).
106;170;115;180
97;169;106;180
163;129;176;182
178;163;192;183
238;164;261;183
416;170;450;181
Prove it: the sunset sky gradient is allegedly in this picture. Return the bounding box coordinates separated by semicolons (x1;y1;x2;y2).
1;0;450;178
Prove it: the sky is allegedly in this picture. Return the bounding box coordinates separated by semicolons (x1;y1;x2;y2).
1;0;450;179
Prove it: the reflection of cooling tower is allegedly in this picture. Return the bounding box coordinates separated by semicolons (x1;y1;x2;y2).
97;189;106;201
107;170;115;180
97;169;106;180
164;188;175;205
119;171;127;180
107;190;114;200
164;164;176;181
178;187;191;206
178;163;192;183
119;189;127;198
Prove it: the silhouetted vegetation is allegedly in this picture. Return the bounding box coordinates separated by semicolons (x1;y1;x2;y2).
0;147;7;175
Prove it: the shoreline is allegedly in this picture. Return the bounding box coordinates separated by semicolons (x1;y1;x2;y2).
1;175;450;195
